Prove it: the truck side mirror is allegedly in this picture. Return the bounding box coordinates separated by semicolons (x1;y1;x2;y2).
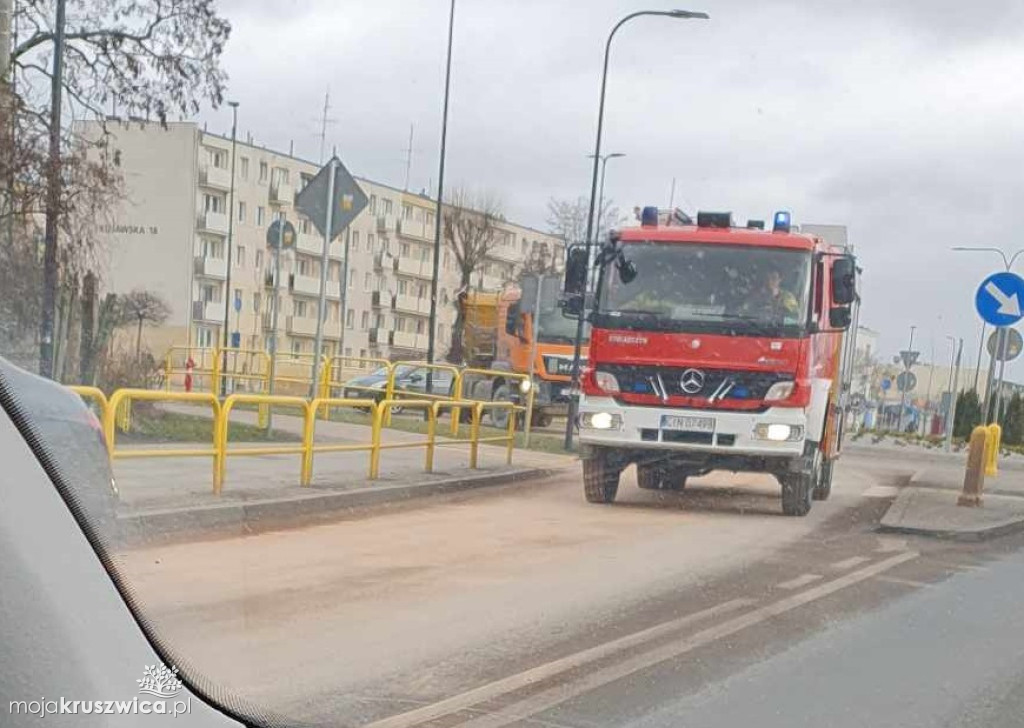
563;246;588;297
505;302;520;335
829;306;852;330
832;256;856;305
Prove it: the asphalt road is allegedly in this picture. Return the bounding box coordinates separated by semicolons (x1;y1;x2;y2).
112;445;1023;727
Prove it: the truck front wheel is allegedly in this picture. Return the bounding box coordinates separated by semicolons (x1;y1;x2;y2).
780;446;820;517
583;454;621;504
812;458;834;501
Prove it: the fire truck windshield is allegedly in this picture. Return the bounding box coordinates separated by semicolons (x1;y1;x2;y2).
595;241;812;337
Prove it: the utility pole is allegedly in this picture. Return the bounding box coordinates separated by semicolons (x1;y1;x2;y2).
403;123;415;191
310;157;337;397
973;320;986;393
219;101;239;396
944;338;963;452
896;325;915;433
318;90;331;165
38;0;67;378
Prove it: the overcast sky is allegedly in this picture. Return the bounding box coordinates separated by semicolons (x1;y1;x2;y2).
198;0;1024;380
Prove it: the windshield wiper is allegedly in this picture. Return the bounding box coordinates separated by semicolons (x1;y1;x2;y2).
605;309;668;317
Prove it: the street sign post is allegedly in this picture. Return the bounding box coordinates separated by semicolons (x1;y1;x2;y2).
987;327;1023;362
898;350;920;369
266;219;296;250
975;271;1024;327
296;157;369;396
881;377;892;392
896;371;917;393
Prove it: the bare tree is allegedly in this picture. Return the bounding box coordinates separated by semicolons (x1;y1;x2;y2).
546;195;622;248
3;0;230;374
442;188;503;363
117;288;171;359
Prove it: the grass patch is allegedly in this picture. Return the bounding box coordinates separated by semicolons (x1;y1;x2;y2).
120;410;300;444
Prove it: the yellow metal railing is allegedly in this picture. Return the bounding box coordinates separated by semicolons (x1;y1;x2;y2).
370;399;438;479
219;394;312;494
457;368;535;440
68;386;111;454
307;397;380;481
104;389;223;492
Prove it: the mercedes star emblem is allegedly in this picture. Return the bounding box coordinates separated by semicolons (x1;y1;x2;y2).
680;369;705;395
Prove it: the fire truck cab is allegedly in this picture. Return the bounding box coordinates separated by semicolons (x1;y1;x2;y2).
564;208;857;516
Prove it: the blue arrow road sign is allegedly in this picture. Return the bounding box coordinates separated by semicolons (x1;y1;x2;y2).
975;271;1024;326
881;378;892;391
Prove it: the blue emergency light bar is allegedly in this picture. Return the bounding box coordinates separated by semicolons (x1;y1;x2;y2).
773;211;792;233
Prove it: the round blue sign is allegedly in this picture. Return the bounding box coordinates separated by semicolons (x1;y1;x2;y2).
881;378;892;392
975;271;1024;327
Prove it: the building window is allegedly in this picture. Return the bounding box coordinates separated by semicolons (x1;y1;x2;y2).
383;198;393;215
344;347;352;357
349;268;356;287
203;193;224;213
240;157;249;180
400;243;410;257
201;284;218;303
292;340;301;356
259;161;268;183
399;279;408;295
196;326;214;348
521;238;528;254
374;312;384;328
207;148;227;169
301;218;311;234
236;246;246;268
255;250;263;270
364;272;371;292
346;308;355;329
402;203;413;220
234;288;243;311
237;201;246;223
426;211;434;227
416;320;425;334
252;292;261;313
369;195;377;214
395;317;405;333
295;300;307;317
353;231;361;250
256;206;266;226
361;311;369;330
330;302;340;321
272;167;290;185
298;258;309;276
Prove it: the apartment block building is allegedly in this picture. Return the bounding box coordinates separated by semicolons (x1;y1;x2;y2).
82;120;563;362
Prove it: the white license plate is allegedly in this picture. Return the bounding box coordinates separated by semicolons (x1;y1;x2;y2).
560;388;572;396
661;415;715;433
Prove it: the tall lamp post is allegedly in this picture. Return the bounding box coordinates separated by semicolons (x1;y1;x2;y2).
590;152;625;247
896;325;916;433
951;245;1024;422
427;0;456;368
564;8;710;450
220;101;239;397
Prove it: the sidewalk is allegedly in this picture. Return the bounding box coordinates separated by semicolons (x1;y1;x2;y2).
880;458;1024;541
113;403;576;542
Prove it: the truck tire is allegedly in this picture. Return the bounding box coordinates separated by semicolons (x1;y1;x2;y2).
583;456;621;504
780;446;820;517
812;458;834;501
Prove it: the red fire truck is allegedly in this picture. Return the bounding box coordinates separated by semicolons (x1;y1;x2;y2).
563;208;857;516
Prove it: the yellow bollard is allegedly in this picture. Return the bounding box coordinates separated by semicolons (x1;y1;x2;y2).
985;423;1001;477
959;426;988;507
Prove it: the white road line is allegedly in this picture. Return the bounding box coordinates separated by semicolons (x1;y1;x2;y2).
454;551;918;728
832;555;872;570
776;573;823;590
454;552;918;728
369;552;917;728
862;485;900;498
363;598;754;728
875;537;909;553
874;575;931;589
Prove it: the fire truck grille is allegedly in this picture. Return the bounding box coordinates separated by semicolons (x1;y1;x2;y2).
601;365;790;402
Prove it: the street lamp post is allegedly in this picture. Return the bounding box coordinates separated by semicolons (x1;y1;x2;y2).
590;152;625;248
896;325;916;433
427;0;456;369
564;8;709;450
220;101;239;397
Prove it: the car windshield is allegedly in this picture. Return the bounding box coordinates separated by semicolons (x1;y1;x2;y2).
598;242;812;335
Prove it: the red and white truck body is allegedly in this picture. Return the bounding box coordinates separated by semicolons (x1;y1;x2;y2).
567;210;857;515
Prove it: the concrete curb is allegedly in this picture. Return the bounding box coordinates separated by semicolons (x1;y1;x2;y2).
118;467;565;545
877;517;1024;542
878;486;1024;542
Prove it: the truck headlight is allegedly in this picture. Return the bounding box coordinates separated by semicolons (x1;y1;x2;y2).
764;381;795;402
519;379;533;394
754;423;804;442
594;371;620;394
581;412;622;430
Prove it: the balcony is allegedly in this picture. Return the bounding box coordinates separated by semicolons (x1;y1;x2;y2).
198;164;232;190
325;280;341;299
296;232;322;256
396;218;431;241
287;315;319;337
391;330;419;350
193;255;227;279
328;240;345;259
393;293;426;315
196;210;229;236
269;182;294;206
192;300;222;323
394;257;432;279
377;214;396;232
290;273;320;297
369;328;385;345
